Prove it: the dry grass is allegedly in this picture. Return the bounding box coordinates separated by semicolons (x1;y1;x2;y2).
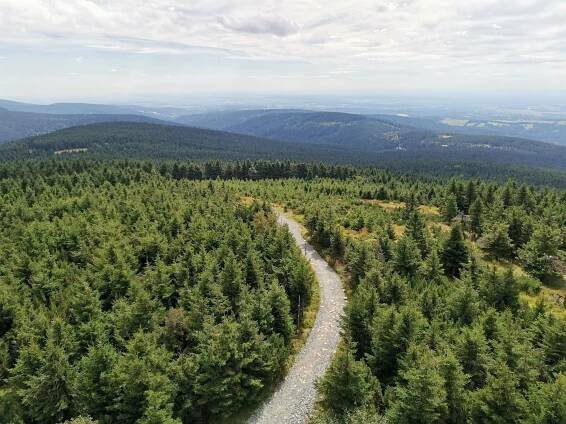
361;199;404;212
522;289;566;319
362;199;440;218
419;204;441;217
239;195;256;206
393;224;406;238
472;244;566;318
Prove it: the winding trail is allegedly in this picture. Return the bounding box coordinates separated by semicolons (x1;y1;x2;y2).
248;213;346;424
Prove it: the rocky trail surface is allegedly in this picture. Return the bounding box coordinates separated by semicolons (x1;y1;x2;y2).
248;213;346;424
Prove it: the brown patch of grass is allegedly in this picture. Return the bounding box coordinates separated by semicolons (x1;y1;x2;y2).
362;199;440;218
393;224;406;238
429;222;451;234
419;204;441;217
239;196;256;206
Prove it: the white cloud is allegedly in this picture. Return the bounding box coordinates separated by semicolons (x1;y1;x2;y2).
217;15;299;37
0;0;565;98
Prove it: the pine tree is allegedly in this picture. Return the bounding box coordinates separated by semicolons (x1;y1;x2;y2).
388;349;448;424
519;226;561;282
448;282;480;325
469;365;527;423
465;180;477;213
439;350;470;424
368;305;426;384
406;210;429;256
421;248;445;284
347;242;372;286
524;374;566;424
443;194;459;223
441;225;468;278
455;326;490;388
343;279;380;357
8;322;78;423
76;343;119;421
469;198;483;239
482;223;515;260
317;341;381;417
393;236;422;278
507;208;530;250
266;279;295;343
497;269;520;312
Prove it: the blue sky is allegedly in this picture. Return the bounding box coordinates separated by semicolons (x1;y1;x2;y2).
1;0;565;103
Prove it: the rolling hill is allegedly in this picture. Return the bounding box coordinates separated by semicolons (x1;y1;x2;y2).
373;113;566;147
176;109;414;149
0;107;175;144
0;122;356;163
2;121;566;187
0;98;188;119
176;109;566;170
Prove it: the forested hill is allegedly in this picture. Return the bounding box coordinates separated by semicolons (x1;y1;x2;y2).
0;108;172;144
2;121;566;187
176;109;413;149
0;122;354;163
176;109;566;168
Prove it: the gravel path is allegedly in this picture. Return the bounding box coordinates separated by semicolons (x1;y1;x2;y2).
248;213;346;424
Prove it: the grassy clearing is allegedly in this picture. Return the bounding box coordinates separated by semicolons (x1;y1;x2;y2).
362;199;440;218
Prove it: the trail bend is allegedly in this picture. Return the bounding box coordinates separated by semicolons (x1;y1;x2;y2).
248;213;346;424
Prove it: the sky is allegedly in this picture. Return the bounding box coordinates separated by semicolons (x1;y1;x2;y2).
0;0;565;103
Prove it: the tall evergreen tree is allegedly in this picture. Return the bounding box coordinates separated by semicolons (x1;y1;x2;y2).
393;236;422;278
318;341;381;418
388;350;448;424
469;198;483;239
519;226;561;282
441;225;468;278
483;223;515;260
443;194;459;223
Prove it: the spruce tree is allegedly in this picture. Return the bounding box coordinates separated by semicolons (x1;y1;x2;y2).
439;350;470;424
469;365;527;423
443;194;459;223
468;198;483;239
441;225;468;278
318;341;381;417
406;210;429;256
393;236;422;278
483;223;515;260
421;248;445;284
388;350;448;424
519;226;561;282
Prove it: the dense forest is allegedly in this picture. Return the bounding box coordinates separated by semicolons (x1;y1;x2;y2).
0;107;166;144
0;159;564;423
234;171;565;423
2;123;566;188
0;161;315;423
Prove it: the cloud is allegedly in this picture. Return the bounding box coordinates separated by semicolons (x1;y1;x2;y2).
0;0;565;97
217;15;299;37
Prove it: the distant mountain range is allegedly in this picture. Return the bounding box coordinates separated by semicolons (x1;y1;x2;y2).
0;107;171;144
0;120;565;175
0;99;188;119
373;113;566;147
175;109;566;170
175;110;412;149
1;100;566;183
0;122;355;163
